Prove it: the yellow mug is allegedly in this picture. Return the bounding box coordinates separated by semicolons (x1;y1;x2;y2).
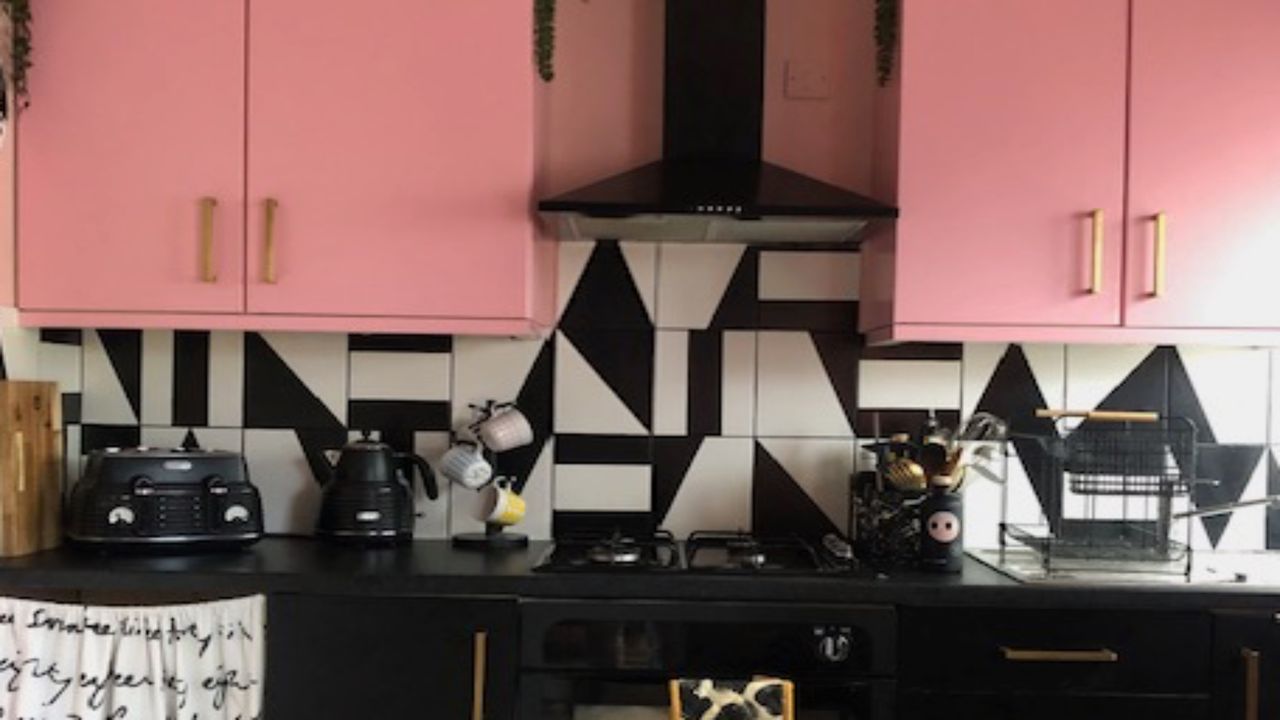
480;479;526;527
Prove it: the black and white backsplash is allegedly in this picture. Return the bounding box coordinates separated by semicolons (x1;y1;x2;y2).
0;241;1277;550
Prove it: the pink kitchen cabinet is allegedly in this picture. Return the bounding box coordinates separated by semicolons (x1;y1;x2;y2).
17;0;247;315
1125;0;1280;331
16;1;551;335
863;0;1280;345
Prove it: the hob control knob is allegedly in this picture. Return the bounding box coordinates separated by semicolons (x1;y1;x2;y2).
816;628;853;663
107;506;136;526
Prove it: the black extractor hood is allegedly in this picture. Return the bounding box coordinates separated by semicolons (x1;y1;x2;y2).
538;0;898;243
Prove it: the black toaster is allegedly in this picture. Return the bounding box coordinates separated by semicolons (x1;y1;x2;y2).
67;448;264;550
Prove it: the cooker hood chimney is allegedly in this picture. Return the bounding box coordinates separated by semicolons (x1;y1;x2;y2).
539;0;897;244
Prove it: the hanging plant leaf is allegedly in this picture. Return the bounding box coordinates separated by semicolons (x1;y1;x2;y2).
534;0;557;82
1;0;32;108
875;0;898;87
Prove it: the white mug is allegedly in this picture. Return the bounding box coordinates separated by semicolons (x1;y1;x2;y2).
439;443;493;490
479;479;526;527
477;406;534;452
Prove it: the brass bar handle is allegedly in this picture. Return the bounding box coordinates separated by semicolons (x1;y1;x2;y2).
472;631;488;720
13;431;25;494
1089;209;1104;294
1000;647;1119;663
1036;409;1160;423
1243;647;1260;720
1153;212;1168;297
262;198;279;284
199;197;218;283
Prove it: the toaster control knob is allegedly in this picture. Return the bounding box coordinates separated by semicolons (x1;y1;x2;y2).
207;477;229;495
108;506;136;526
132;477;155;496
224;505;251;523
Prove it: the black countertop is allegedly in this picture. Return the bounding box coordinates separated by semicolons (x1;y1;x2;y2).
0;538;1277;609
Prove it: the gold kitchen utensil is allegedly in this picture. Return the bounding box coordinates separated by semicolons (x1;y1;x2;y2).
885;458;927;493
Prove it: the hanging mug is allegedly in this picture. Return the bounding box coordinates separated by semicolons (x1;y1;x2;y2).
476;406;534;452
439;442;494;490
479;479;526;527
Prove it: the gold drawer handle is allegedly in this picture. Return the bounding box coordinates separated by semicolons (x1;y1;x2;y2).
1153;211;1168;297
1089;209;1104;295
199;197;218;283
262;198;280;284
1243;647;1260;720
472;631;488;720
1000;647;1119;663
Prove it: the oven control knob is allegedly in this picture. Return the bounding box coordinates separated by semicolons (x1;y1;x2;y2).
816;628;853;663
108;506;136;526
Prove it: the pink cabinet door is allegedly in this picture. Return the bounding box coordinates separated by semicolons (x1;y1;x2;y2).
1126;0;1280;329
245;1;535;319
18;1;245;313
892;0;1129;327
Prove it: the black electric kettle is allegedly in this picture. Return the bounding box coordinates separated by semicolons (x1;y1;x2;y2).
315;432;439;543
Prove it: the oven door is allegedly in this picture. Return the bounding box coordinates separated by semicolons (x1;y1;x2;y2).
521;674;894;720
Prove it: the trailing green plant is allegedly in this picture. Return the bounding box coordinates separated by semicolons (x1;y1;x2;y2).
2;0;32;107
534;0;556;82
875;0;898;87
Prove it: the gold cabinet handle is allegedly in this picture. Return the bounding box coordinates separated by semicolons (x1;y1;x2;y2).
199;197;218;283
1243;647;1261;720
1000;647;1119;663
472;631;488;720
262;198;279;284
13;431;25;494
1153;212;1168;297
1089;209;1104;295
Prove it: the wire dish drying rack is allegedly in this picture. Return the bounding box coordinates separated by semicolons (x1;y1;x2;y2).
1000;410;1198;578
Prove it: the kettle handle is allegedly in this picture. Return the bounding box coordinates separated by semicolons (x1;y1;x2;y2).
399;452;439;500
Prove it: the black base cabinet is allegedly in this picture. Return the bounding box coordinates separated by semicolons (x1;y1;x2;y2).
264;594;518;720
1214;610;1280;720
899;692;1210;720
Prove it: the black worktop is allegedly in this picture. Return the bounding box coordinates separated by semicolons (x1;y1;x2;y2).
0;538;1277;609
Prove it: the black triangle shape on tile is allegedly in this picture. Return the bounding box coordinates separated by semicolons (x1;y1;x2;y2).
1268;450;1280;550
180;429;201;450
560;240;653;330
812;333;861;435
1089;346;1171;420
1168;349;1217;444
560;329;655;431
752;443;840;542
98;330;143;421
653;436;705;524
975;346;1060;520
296;427;351;487
1193;444;1264;547
505;339;555;493
709;248;759;330
243;333;344;430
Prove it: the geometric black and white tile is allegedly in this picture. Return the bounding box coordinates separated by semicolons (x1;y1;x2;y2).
2;240;1279;549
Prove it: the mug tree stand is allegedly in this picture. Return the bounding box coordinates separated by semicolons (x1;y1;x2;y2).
453;522;529;550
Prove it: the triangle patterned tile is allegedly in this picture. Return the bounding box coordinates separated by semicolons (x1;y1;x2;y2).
753;440;846;541
656;243;747;329
82;331;138;425
244;333;345;430
661;437;753;538
560;240;654;330
757;332;852;438
556;329;652;433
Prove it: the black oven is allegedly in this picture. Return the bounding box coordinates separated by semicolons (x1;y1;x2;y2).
520;600;896;720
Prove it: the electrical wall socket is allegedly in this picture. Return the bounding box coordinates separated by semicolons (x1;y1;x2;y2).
784;60;831;100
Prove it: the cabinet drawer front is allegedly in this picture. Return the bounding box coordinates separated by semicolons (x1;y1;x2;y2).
900;691;1210;720
900;608;1211;694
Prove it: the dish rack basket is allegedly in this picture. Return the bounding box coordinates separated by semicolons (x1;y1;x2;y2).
1000;410;1198;577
